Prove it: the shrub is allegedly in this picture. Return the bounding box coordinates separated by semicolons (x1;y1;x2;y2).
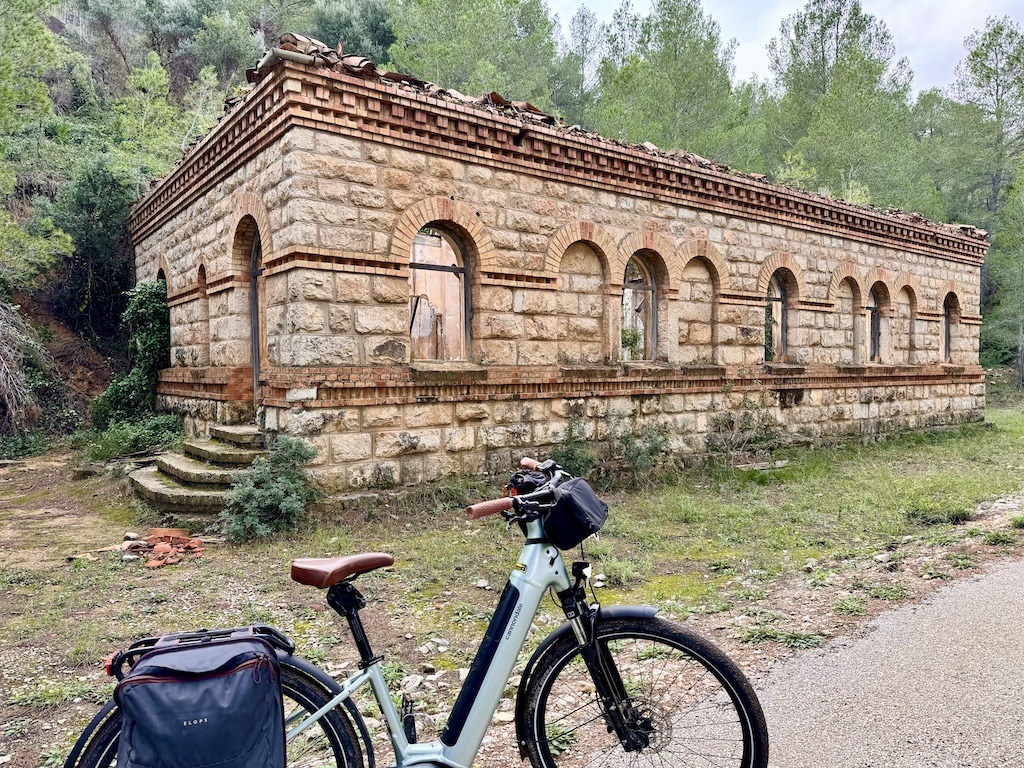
0;430;50;459
606;414;670;488
706;389;782;462
90;280;169;430
221;437;322;543
83;414;183;461
551;416;598;477
90;368;152;430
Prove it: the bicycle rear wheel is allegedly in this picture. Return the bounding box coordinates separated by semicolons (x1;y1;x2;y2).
70;664;365;768
520;616;768;768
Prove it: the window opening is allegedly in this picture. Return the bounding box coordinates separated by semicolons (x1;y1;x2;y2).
621;256;656;360
765;274;788;361
409;228;469;361
867;287;882;362
942;293;958;363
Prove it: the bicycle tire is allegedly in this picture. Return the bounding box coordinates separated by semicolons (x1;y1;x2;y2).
520;616;768;768
70;663;367;768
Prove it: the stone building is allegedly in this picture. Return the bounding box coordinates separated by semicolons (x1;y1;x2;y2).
129;41;987;495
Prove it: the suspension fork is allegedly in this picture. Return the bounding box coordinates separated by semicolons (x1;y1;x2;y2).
557;565;651;752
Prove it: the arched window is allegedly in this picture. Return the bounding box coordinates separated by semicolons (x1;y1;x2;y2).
943;292;960;363
409;227;469;361
765;272;789;361
622;255;656;361
897;287;916;364
678;258;716;364
835;277;862;365
867;282;889;363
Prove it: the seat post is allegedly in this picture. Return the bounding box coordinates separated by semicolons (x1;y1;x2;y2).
326;581;381;668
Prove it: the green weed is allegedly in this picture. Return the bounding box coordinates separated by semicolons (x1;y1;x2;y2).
742;626;824;648
834;596;866;615
983;530;1015;546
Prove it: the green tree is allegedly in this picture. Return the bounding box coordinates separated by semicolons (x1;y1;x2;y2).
794;51;939;214
953;16;1024;217
309;0;395;63
766;0;907;167
51;156;135;342
113;52;185;192
549;5;604;126
593;0;736;157
388;0;558;105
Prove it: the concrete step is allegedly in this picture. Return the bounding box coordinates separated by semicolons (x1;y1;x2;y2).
209;424;265;449
184;439;263;466
156;453;238;487
129;466;226;513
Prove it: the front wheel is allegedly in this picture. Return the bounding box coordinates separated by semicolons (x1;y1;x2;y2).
520;617;768;768
69;663;367;768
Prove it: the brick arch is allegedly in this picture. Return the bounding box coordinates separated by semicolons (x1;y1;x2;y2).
678;240;731;293
893;272;921;313
390;197;496;270
196;259;209;294
614;230;679;291
826;262;865;306
228;193;273;274
756;252;806;301
937;281;963;318
863;267;896;315
545;221;616;283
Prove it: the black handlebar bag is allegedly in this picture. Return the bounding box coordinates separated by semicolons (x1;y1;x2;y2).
546;477;609;550
114;633;285;768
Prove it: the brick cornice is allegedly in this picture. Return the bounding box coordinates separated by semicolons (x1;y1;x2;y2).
131;61;988;268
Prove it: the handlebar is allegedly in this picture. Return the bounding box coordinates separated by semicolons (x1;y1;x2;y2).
465;456;563;520
466;497;514;519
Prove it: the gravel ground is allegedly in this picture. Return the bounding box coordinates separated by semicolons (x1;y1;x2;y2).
758;555;1024;768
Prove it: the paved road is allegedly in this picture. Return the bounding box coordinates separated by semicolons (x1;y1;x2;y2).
757;556;1024;768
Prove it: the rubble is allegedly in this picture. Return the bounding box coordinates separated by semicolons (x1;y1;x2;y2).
66;527;209;568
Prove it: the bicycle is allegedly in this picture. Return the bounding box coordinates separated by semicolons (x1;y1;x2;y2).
65;456;768;768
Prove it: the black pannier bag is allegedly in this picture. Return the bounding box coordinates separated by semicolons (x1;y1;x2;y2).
114;631;285;768
546;477;609;550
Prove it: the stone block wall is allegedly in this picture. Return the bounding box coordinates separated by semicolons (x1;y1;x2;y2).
130;59;987;481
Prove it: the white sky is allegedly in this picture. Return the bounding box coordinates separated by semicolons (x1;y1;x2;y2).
546;0;1024;93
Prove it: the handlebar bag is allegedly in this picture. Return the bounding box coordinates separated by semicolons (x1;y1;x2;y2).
546;477;609;550
114;634;285;768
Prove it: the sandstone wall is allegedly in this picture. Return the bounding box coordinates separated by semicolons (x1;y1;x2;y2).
131;63;985;482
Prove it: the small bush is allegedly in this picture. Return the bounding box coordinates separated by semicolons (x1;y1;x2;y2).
551;416;598;477
1010;515;1024;530
90;368;152;430
221;437;322;543
607;414;670;488
705;390;783;462
0;430;50;459
83;414;183;461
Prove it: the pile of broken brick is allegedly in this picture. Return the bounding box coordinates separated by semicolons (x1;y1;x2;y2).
69;528;209;568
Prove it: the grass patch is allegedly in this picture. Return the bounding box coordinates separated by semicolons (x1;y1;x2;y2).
1010;515;1024;530
834;596;866;615
983;530;1016;546
859;581;911;601
9;678;112;707
742;626;825;648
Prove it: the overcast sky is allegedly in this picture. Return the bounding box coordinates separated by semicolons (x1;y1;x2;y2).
546;0;1024;93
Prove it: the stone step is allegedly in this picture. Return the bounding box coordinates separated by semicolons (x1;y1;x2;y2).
209;424;265;448
156;453;239;487
129;466;226;513
184;439;263;466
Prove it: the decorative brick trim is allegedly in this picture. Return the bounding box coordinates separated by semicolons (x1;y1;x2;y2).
157;366;253;401
757;252;807;302
892;272;921;313
615;230;679;293
229;193;274;274
678;240;731;294
130;63;988;268
545;221;616;283
263;246;405;278
826;262;864;306
154;256;171;289
390;196;496;275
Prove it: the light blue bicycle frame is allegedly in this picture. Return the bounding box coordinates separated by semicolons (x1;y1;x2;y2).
287;516;576;768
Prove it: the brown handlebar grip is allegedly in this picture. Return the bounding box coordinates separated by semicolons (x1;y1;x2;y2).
466;497;514;520
520;457;541;470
